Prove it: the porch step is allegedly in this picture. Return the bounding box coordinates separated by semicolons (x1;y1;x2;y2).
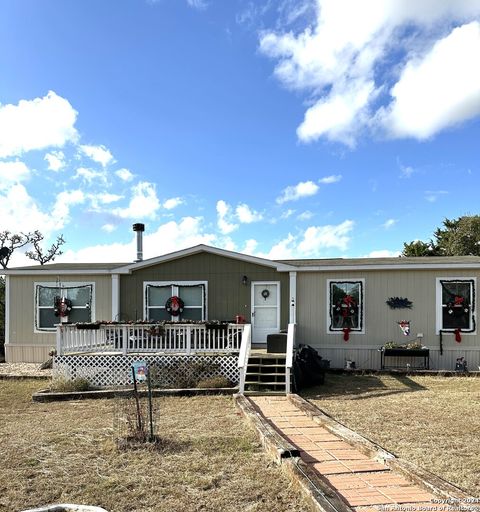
244;353;290;394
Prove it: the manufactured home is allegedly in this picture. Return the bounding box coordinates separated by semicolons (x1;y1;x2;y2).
4;242;480;375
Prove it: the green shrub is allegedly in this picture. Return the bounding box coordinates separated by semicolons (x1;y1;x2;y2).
50;377;91;392
196;376;232;388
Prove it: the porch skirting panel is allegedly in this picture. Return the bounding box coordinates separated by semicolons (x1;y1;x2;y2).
53;353;240;388
312;347;480;371
5;344;52;363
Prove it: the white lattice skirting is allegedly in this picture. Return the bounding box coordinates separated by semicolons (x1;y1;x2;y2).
54;353;240;388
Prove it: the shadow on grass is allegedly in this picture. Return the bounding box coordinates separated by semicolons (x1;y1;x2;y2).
301;373;427;401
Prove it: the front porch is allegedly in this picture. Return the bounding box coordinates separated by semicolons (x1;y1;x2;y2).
54;322;297;393
56;322;246;356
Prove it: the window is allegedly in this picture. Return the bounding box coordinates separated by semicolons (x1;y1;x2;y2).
144;281;207;321
437;278;475;333
327;279;364;333
35;283;94;331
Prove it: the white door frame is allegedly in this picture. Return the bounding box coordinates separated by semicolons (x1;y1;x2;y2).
251;281;281;343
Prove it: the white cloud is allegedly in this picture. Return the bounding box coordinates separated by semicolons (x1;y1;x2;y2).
319;174;342;184
186;0;208;9
0;160;30;188
425;190;448;203
112;181;160;219
115;168;134;182
382;22;480;139
51;190;85;229
260;1;480;145
59;216;216;263
163;197;184;210
101;223;117;233
216;200;238;234
297;81;376;146
0;184;53;235
399;163;415;178
257;219;354;259
89;193;123;210
365;249;401;258
0;91;78;157
280;209;296;219
74;167;108;185
242;238;258;255
276;180;319;204
297;220;354;255
260;233;297;259
382;218;397;229
297;210;314;221
80;144;114;167
235;203;263;223
44;150;65;172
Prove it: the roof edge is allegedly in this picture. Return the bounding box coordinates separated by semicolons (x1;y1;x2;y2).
114;244;295;273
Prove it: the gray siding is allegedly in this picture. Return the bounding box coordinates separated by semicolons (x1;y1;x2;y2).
297;269;480;370
6;274;112;362
119;252;289;327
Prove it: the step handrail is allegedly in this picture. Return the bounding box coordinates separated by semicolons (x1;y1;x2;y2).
237;324;252;394
285;323;296;394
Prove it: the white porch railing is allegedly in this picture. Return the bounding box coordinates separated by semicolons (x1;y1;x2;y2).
56;323;245;355
285;323;296;394
237;324;252;394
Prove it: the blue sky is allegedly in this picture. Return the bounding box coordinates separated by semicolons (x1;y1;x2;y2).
1;0;480;264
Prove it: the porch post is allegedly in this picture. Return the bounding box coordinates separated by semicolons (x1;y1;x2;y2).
4;276;9;347
56;325;63;356
111;274;120;321
289;271;297;324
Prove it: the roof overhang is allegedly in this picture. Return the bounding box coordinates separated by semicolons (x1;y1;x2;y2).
114;244;295;274
2;268;117;276
287;262;480;272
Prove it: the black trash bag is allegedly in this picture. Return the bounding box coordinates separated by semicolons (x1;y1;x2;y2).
292;344;330;392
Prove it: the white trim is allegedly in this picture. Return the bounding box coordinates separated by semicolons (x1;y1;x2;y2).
111;274;120;321
143;280;208;321
289;272;297;324
4;276;10;345
33;281;96;334
435;277;476;335
326;278;365;335
115;244;294;273
4;268;118;275
251;281;281;343
286;262;480;272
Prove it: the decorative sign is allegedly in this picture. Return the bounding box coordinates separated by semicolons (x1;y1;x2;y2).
386;297;413;309
398;320;410;336
132;361;148;382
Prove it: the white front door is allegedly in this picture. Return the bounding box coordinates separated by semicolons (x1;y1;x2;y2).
251;282;280;343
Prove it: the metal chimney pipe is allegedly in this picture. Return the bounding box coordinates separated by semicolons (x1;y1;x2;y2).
132;223;145;262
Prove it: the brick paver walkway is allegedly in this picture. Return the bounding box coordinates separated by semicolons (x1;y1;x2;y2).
249;396;441;510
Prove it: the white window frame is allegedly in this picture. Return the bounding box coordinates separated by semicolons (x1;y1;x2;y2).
34;281;95;333
326;278;365;335
143;281;208;322
435;277;476;335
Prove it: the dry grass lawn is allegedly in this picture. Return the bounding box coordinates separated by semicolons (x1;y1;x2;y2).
304;374;480;497
0;380;311;512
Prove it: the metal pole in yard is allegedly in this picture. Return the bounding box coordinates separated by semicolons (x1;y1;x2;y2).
147;366;154;442
131;366;143;433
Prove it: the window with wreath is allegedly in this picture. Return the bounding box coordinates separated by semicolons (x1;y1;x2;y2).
35;283;94;331
437;278;475;332
328;280;364;332
144;282;206;321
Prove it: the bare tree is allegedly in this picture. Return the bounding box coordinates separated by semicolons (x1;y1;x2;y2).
0;230;66;268
25;231;66;265
0;231;30;269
